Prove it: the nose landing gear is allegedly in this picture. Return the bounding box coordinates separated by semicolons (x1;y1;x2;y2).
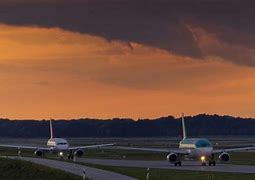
200;156;216;166
201;156;206;166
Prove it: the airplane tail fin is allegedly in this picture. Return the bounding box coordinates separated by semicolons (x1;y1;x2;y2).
182;113;187;140
50;119;54;139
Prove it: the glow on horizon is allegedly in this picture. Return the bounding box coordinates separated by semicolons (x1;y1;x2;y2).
1;24;255;119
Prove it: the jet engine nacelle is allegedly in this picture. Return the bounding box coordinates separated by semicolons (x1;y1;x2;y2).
34;149;43;156
74;149;84;157
219;152;230;162
167;153;178;162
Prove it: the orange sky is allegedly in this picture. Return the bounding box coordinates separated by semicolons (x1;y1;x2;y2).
1;24;255;119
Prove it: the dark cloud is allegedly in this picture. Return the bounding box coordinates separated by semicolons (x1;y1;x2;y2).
0;0;255;65
0;0;202;57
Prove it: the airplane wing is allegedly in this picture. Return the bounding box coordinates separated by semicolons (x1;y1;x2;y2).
69;143;115;150
213;146;255;154
111;146;189;155
0;144;50;151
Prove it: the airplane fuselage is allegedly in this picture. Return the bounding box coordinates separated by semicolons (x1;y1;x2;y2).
179;138;213;159
47;138;69;151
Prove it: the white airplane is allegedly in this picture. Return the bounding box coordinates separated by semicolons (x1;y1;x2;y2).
116;113;255;166
0;120;114;159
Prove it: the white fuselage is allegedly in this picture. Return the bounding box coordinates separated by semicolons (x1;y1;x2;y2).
179;138;213;159
47;138;69;151
184;147;213;158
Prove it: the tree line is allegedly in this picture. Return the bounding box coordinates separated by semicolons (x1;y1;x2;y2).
0;114;254;138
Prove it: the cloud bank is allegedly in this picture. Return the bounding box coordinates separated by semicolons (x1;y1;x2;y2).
1;1;255;119
1;24;255;119
0;0;255;65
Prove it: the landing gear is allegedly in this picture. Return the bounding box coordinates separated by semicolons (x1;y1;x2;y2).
174;161;182;166
68;155;74;160
68;150;74;160
201;156;206;166
208;154;216;166
59;152;64;159
209;160;216;166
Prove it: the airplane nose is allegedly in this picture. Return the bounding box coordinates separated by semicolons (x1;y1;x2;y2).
199;148;213;156
205;148;213;155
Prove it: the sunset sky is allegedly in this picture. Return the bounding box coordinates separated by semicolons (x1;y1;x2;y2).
1;0;255;119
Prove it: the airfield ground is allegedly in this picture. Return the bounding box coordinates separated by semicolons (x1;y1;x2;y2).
0;157;81;180
4;156;255;180
75;161;255;180
0;138;254;180
1;137;255;164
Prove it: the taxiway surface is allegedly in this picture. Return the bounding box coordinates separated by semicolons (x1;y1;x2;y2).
79;158;255;174
8;157;137;180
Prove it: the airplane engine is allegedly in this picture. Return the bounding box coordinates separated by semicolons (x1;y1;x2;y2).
74;149;84;157
167;153;178;162
34;149;43;156
219;152;230;162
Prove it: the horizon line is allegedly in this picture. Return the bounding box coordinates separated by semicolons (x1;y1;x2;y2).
0;113;254;121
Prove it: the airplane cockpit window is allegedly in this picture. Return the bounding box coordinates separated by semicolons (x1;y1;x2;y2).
195;140;212;148
57;142;67;145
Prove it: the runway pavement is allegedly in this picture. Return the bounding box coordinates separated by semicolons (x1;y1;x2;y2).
79;158;255;174
7;157;136;180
